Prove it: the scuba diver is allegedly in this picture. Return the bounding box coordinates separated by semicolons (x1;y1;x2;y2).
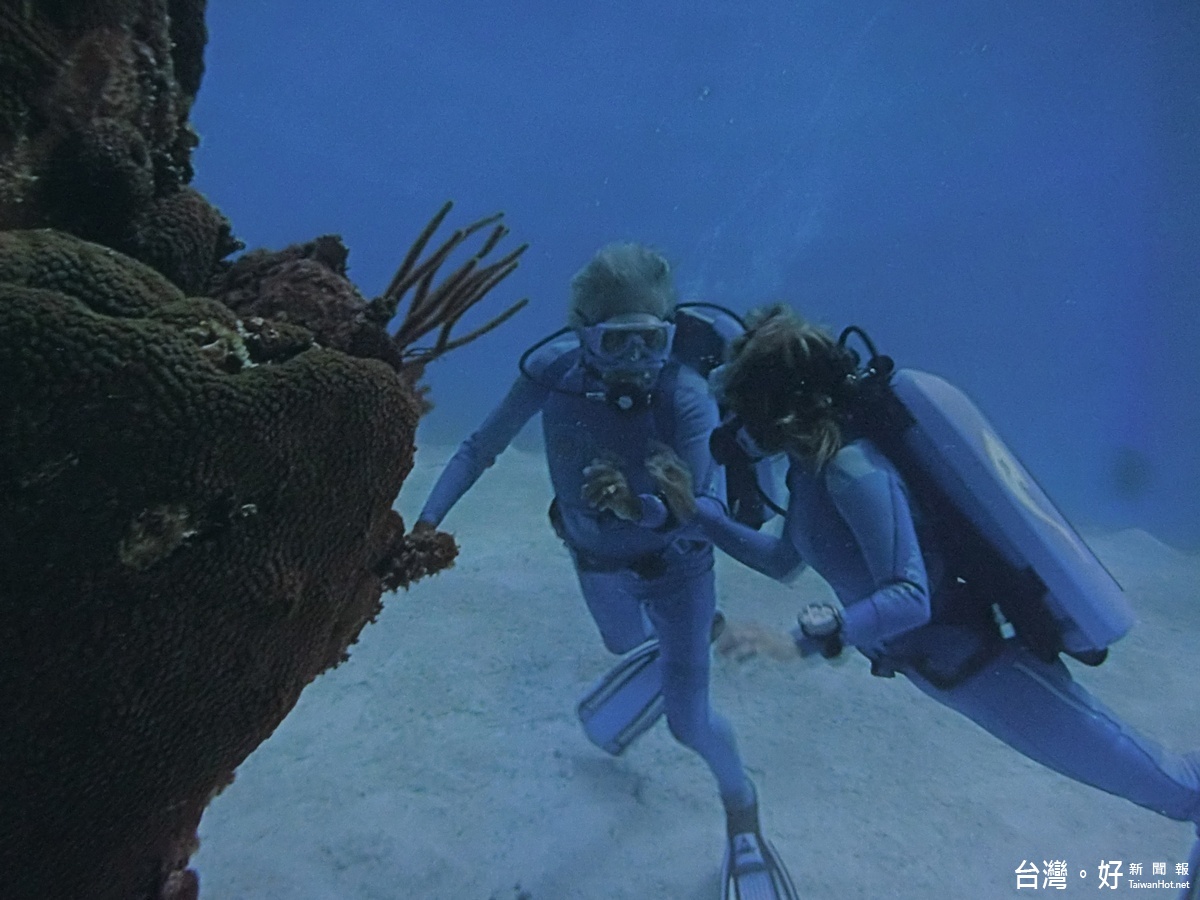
585;302;1200;899
414;246;798;899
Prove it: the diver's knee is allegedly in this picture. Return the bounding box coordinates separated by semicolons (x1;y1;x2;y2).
665;709;708;748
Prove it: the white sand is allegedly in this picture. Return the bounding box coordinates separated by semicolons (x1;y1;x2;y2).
193;446;1199;899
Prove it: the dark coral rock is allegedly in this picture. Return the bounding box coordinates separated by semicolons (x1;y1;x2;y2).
0;4;505;898
0;230;452;899
0;0;210;247
210;235;405;369
39;115;158;234
0;3;64;137
166;0;208;102
118;186;243;296
238;315;318;365
376;514;459;591
0;227;182;316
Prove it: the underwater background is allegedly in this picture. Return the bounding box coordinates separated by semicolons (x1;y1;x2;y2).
182;5;1200;898
191;1;1200;550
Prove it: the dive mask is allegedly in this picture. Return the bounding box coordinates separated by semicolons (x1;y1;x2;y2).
580;317;675;364
578;316;676;392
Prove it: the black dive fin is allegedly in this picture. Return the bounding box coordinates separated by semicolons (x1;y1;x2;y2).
722;831;800;900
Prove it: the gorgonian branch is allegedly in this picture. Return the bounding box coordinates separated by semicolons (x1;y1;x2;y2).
368;201;528;370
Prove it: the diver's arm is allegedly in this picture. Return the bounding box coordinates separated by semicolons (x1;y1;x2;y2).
692;496;805;581
629;370;724;530
418;374;546;527
825;447;931;648
641;405;804;578
670;375;724;499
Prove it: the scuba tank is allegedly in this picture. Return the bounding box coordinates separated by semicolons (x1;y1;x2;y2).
838;327;1135;665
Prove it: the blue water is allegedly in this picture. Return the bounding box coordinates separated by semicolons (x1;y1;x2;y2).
191;2;1200;548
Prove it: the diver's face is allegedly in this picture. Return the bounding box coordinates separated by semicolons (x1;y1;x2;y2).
712;416;779;463
579;313;675;388
728;385;794;457
734;421;774;461
737;414;788;457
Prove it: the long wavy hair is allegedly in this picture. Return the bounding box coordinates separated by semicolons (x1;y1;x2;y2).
713;304;859;470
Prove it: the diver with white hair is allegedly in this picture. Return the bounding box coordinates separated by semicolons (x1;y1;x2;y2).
416;246;798;899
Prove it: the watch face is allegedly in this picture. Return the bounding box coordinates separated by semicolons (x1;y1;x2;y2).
801;604;839;637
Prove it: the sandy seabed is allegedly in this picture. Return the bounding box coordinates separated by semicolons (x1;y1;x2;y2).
193;444;1199;899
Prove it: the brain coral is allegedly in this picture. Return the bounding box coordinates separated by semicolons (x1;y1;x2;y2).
0;3;525;899
0;228;468;899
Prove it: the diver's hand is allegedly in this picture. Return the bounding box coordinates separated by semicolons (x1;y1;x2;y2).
715;620;801;663
582;459;641;522
645;442;697;523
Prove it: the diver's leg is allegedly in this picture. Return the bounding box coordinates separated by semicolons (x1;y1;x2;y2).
573;566;665;755
645;566;755;808
903;642;1200;825
575;567;653;654
649;566;798;896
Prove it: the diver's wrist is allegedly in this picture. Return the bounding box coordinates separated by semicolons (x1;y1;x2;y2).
636;493;670;529
693;495;727;522
793;604;844;659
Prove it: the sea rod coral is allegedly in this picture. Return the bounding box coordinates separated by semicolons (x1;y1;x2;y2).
0;2;525;898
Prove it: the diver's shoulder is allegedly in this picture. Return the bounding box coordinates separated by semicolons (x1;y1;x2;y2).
825;438;899;487
522;333;580;380
669;361;712;397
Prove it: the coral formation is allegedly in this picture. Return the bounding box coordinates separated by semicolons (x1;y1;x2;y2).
0;3;521;899
0;0;224;266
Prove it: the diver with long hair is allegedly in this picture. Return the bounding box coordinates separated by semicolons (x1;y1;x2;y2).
586;302;1200;898
416;249;797;898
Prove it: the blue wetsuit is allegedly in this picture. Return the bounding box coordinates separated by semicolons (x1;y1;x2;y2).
694;437;1200;832
419;335;754;809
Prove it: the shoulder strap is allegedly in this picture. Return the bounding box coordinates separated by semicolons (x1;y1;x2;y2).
528;345;580;391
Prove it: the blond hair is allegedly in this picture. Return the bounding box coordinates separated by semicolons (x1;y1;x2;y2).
567;243;678;327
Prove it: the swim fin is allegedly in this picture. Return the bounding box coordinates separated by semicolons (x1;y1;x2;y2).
577;612;726;756
722;788;799;900
722;831;799;900
577;636;665;756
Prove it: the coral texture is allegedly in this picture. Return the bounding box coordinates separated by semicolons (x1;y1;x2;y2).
209;233;406;369
0;0;240;292
0;2;517;899
0;230;428;899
